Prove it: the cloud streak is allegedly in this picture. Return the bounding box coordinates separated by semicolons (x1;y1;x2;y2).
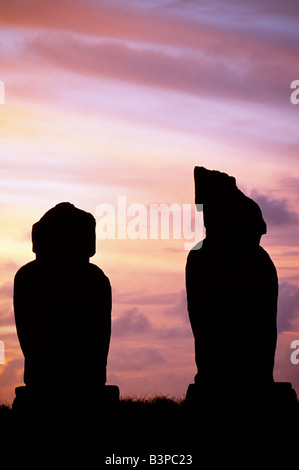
252;191;299;227
1;0;298;111
112;307;152;336
7;26;295;109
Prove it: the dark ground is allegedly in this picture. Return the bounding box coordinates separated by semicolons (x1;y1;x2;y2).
1;394;299;467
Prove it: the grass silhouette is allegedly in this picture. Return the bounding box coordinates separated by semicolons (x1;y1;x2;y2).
1;388;298;418
0;394;183;420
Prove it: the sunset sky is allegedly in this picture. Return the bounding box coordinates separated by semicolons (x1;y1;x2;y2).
0;0;299;404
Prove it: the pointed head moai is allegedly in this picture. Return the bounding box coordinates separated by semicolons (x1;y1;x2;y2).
32;202;96;261
194;166;267;245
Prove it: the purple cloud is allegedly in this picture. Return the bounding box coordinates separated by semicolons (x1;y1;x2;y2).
277;282;299;333
109;346;165;372
112;307;152;336
251;191;298;227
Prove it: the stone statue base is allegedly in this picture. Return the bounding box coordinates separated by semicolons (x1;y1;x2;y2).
185;382;298;416
12;384;120;415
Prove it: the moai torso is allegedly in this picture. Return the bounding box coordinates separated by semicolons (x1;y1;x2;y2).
14;203;111;391
186;168;278;392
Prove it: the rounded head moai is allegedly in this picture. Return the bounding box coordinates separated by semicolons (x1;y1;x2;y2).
31;202;96;260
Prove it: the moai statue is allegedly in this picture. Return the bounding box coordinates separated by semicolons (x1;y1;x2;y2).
185;167;280;411
13;203;117;410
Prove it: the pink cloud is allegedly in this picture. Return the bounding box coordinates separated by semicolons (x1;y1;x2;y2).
277;282;299;333
8;28;295;109
109;346;166;372
251;191;299;227
1;1;298;112
112;307;152;336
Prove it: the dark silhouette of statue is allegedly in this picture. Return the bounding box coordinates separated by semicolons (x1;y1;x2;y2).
185;167;280;409
13;202;117;411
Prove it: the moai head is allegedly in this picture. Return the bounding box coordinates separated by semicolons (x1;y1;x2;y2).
32;202;96;261
194;166;267;245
